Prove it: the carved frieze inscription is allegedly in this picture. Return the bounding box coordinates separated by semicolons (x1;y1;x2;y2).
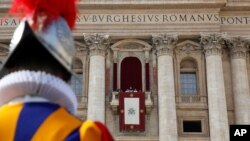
1;13;250;27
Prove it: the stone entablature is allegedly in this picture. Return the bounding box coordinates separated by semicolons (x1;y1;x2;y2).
78;0;227;9
2;12;250;27
1;10;250;39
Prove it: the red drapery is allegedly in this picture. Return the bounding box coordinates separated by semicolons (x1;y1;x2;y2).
120;57;142;91
113;63;117;91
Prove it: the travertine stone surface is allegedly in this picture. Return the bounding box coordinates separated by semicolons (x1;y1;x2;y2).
84;33;110;123
201;33;229;141
228;37;250;124
153;34;178;141
87;55;106;122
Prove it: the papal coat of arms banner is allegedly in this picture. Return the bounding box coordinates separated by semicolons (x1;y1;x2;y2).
119;92;145;131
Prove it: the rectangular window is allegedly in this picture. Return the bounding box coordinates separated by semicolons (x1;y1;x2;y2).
183;120;202;133
180;72;197;95
70;73;83;96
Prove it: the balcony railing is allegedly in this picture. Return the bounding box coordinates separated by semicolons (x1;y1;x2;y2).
176;95;207;104
110;91;153;114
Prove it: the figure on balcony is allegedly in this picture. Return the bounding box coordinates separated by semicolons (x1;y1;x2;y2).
134;89;138;92
126;86;134;92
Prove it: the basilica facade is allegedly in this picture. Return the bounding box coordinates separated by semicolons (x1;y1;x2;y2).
1;0;250;141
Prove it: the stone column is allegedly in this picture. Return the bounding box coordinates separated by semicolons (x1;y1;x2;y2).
152;34;178;141
227;37;250;124
201;33;229;141
84;33;110;123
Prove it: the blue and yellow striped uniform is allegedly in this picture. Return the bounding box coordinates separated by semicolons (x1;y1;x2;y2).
0;102;113;141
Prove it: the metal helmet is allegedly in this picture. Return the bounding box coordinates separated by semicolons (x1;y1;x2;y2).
0;0;77;77
0;17;76;77
0;0;78;113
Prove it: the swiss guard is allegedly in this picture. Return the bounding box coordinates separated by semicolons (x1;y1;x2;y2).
0;0;114;140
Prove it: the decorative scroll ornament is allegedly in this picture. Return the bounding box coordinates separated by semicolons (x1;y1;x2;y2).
226;36;249;59
200;33;227;56
152;33;178;56
83;33;111;56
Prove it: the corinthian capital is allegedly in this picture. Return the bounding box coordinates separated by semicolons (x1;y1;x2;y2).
226;36;249;59
152;33;178;56
83;33;111;56
200;33;227;56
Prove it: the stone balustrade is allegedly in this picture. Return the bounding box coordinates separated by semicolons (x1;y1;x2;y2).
109;91;153;115
176;95;207;104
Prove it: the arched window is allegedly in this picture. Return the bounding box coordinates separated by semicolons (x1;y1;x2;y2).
180;59;198;96
70;58;83;98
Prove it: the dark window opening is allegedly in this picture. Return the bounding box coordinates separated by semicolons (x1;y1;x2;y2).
183;120;202;133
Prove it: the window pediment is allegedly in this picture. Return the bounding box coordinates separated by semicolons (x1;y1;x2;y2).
176;40;201;53
111;39;151;52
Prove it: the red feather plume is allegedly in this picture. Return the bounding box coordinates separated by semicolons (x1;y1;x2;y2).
9;0;78;30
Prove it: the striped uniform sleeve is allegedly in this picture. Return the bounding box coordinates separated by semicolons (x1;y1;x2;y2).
0;102;114;141
80;120;114;141
0;103;23;141
0;102;82;141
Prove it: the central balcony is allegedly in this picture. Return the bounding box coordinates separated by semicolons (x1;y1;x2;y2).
110;91;153;114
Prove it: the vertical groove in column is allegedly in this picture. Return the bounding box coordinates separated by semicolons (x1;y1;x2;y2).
84;33;110;123
231;58;250;124
87;55;105;123
227;37;250;124
206;55;229;141
158;55;178;141
152;33;178;141
201;33;229;141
